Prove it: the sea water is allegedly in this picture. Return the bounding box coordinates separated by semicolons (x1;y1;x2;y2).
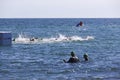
0;18;120;80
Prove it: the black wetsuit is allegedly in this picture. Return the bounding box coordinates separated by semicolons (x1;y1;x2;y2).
67;56;80;63
83;54;88;61
76;22;83;27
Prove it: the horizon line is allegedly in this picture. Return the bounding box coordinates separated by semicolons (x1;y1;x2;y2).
0;17;120;19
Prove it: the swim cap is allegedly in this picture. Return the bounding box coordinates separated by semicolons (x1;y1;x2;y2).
71;51;75;56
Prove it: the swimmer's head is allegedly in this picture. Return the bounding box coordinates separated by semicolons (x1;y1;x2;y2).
83;53;88;61
71;51;75;57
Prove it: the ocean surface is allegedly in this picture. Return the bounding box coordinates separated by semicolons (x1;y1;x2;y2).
0;18;120;80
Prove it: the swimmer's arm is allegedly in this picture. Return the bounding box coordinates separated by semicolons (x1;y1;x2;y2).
63;59;67;63
63;58;73;63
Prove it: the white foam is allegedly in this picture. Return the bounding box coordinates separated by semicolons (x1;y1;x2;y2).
13;33;94;44
14;34;30;43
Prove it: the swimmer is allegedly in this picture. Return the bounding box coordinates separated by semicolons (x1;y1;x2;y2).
30;38;34;41
68;37;72;40
12;38;15;41
30;37;38;41
76;21;83;27
83;53;88;61
63;51;80;63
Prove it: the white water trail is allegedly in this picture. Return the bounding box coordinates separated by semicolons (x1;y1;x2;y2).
14;34;30;43
13;33;94;44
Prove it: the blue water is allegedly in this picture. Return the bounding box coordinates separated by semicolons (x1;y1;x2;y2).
0;18;120;80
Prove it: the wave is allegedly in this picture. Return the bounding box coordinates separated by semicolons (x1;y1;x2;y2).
12;34;94;44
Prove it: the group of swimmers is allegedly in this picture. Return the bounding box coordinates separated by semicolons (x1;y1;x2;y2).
63;51;88;63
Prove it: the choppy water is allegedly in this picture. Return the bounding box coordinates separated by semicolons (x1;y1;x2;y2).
0;18;120;80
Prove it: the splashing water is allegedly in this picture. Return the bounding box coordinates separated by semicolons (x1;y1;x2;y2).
14;34;30;43
13;33;94;44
